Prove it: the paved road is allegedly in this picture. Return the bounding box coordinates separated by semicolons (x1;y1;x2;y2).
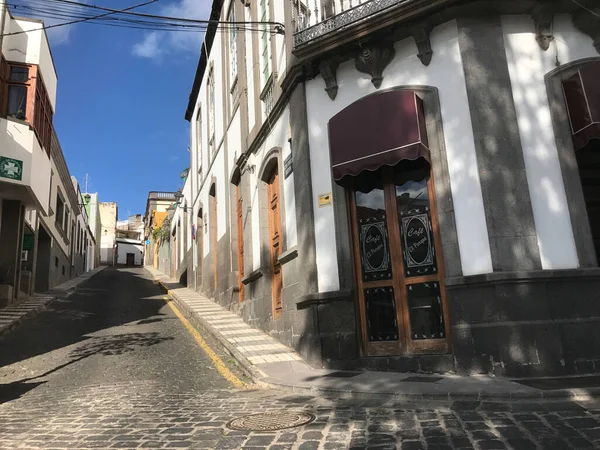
1;268;600;449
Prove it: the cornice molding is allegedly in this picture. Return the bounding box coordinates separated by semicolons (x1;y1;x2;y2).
355;41;396;88
532;3;555;51
412;26;433;65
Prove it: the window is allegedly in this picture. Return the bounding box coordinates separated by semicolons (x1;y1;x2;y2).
34;71;53;154
55;195;65;230
7;65;28;120
228;1;237;87
208;68;215;159
64;208;70;238
55;257;58;268
1;58;53;153
196;108;203;183
260;0;271;85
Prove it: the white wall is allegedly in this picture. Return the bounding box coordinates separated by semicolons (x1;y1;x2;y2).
116;241;144;265
0;118;51;214
305;20;493;292
3;17;57;110
502;14;597;269
247;107;296;271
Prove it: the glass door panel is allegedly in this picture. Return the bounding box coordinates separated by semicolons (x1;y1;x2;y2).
406;282;445;340
350;165;451;356
351;180;401;354
355;187;392;282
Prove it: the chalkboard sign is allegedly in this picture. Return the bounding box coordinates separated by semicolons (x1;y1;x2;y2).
400;207;436;277
359;221;392;282
284;154;293;179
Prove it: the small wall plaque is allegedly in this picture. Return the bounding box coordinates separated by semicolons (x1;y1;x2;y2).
318;193;332;208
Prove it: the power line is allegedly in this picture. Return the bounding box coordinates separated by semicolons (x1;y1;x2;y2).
571;0;600;19
2;0;157;36
46;0;284;28
6;0;285;35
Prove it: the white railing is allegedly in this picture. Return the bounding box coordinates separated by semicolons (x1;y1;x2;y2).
293;0;408;47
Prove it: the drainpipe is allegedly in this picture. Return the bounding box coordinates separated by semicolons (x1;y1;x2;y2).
0;0;7;55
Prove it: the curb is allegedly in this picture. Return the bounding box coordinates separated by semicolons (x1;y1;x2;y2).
146;271;600;403
0;296;57;338
0;266;108;339
155;279;269;388
259;377;600;402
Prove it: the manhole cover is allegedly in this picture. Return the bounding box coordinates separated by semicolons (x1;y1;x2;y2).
226;411;315;431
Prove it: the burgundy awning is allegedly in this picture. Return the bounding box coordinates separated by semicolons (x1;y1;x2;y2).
563;60;600;150
328;90;430;184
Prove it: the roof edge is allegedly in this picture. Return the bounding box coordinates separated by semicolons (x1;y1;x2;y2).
184;0;225;122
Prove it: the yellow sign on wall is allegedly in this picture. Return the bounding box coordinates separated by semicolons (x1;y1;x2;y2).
318;193;332;208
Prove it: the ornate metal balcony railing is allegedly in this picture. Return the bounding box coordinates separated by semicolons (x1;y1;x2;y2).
293;0;410;47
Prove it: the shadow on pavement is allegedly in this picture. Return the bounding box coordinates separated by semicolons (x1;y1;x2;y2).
0;268;169;371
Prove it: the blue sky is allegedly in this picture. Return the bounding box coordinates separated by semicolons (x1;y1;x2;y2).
38;0;210;219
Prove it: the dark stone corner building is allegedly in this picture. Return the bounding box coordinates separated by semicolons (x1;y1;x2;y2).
161;0;600;378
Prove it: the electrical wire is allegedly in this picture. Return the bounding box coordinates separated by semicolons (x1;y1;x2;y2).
2;0;157;36
5;0;285;35
571;0;600;20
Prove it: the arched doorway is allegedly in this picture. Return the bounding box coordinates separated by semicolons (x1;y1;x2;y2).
329;89;451;356
563;60;600;263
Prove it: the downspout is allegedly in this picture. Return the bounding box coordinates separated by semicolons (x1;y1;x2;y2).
0;0;7;53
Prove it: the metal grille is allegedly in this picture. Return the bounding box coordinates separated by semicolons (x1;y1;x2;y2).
294;0;410;47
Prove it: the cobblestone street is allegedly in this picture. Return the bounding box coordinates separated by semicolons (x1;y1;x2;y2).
1;268;600;449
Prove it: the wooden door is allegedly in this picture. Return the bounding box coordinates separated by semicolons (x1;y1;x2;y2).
197;213;203;290
268;171;283;318
212;194;218;291
236;186;245;302
126;253;135;266
349;165;451;356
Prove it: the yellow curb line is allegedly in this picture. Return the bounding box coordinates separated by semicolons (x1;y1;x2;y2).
163;295;248;390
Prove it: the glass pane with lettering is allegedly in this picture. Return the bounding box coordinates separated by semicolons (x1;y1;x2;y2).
355;184;392;282
406;282;445;340
364;287;399;341
395;177;437;277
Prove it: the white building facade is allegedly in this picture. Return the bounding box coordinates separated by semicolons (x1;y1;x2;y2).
0;6;56;303
178;0;600;377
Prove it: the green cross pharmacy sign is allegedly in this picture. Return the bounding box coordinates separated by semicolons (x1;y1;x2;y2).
0;156;23;181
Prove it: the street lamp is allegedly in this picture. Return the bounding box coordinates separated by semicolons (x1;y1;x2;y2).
174;189;190;212
78;193;91;208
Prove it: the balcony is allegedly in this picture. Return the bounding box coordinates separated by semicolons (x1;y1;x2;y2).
148;191;177;200
292;0;448;55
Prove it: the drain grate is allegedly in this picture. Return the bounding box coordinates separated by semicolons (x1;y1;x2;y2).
226;411;315;431
402;376;443;383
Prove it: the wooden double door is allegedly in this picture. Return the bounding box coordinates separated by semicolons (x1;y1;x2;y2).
348;164;451;356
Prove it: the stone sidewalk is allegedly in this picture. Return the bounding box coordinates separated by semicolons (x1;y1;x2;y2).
0;266;107;337
146;266;600;402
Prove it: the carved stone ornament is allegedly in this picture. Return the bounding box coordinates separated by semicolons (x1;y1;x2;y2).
532;4;554;51
318;58;342;100
412;27;433;66
354;42;395;89
572;7;600;54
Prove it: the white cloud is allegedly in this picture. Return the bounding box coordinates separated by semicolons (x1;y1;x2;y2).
131;0;210;60
132;32;163;59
